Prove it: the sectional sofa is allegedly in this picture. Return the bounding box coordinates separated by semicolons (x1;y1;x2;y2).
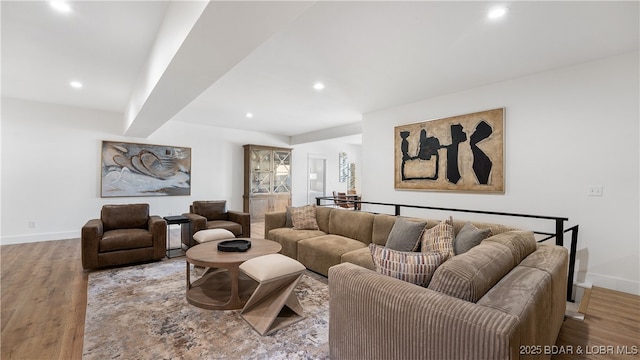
265;206;569;359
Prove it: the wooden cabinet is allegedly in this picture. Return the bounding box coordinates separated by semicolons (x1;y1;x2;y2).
243;144;292;220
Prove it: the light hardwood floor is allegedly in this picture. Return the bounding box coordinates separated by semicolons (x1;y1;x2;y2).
1;228;638;359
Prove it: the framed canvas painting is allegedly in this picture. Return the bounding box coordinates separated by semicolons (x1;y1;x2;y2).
101;141;191;197
394;108;504;193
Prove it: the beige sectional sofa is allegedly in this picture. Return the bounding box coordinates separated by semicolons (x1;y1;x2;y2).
265;206;517;276
265;206;569;359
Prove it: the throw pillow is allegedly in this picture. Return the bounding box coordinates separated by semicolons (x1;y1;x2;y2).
421;216;454;257
385;217;427;252
453;222;492;255
369;244;447;287
291;204;319;230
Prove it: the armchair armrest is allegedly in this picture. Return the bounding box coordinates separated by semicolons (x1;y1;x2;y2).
228;210;251;238
148;216;167;260
81;219;103;269
264;211;287;239
182;212;207;233
328;262;519;360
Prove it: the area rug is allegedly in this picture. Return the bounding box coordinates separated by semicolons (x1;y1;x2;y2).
83;258;330;359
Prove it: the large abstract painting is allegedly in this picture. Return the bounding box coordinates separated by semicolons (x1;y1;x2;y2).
101;141;191;197
394;108;504;192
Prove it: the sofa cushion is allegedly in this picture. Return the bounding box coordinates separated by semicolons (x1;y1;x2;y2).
371;214;397;245
453;222;492;255
341;247;375;270
298;235;367;276
519;245;569;342
477;266;553;348
428;241;516;302
370;244;447;287
193;201;227;221
285;206;294;227
291;204;319;230
268;228;326;259
385;217;427;252
421;217;454;257
100;229;153;252
483;230;537;265
329;209;375;244
315;206;333;233
101;204;149;231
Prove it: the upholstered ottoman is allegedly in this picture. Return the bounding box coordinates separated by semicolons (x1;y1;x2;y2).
239;254;306;335
192;229;235;244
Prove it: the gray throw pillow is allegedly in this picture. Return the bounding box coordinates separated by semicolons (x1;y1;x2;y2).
453;222;492;255
385;217;427;252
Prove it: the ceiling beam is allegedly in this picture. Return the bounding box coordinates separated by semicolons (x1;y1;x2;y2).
124;1;315;138
290;121;363;145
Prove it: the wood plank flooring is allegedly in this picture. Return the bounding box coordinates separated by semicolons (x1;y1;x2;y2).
1;225;638;359
1;239;86;360
553;287;640;359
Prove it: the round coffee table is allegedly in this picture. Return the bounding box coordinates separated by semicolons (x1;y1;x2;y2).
185;238;282;310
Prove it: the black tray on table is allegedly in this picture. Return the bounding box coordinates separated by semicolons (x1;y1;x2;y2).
217;239;251;252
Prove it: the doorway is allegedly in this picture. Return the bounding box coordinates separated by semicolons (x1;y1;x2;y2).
308;155;326;205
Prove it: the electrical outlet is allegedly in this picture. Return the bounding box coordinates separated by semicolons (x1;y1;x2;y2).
28;221;36;228
588;186;603;197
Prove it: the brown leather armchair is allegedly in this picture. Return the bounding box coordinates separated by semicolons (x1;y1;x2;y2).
182;200;251;246
81;203;166;269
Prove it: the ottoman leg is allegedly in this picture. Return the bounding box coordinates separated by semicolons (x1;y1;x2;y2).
240;272;305;335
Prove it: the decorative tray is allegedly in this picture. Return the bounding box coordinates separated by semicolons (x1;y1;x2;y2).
217;239;251;252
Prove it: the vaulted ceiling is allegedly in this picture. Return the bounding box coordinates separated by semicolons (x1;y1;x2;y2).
2;1;638;142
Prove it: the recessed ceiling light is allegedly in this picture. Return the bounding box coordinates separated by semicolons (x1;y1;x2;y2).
50;1;71;13
488;7;508;19
70;81;83;89
245;112;253;118
313;82;325;91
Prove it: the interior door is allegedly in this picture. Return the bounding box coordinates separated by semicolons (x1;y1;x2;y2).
308;156;326;204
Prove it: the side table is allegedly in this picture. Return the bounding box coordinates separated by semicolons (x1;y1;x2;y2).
163;215;191;258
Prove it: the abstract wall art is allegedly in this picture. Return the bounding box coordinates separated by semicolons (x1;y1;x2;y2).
394;108;504;192
101;141;191;197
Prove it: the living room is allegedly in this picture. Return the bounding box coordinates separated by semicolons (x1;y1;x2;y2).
2;1;639;359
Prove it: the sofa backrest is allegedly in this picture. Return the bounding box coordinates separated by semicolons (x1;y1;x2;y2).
428;241;515;302
427;230;537;303
101;203;149;231
193;201;227;221
484;230;538;264
451;219;518;237
370;214;519;247
316;206;333;233
371;214;396;245
329;209;375;244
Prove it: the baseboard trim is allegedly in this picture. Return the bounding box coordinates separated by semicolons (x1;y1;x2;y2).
585;272;640;296
1;231;80;245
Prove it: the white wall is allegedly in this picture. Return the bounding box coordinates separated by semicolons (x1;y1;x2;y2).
0;98;292;244
362;51;639;295
290;139;361;206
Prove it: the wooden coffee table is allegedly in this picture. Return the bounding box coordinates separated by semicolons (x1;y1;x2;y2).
185;238;282;310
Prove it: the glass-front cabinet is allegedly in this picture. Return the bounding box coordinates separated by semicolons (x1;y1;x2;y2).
243;144;292;220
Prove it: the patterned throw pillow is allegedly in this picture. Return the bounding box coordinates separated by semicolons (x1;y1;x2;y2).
369;244;447;287
421;216;454;257
291;204;319;230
